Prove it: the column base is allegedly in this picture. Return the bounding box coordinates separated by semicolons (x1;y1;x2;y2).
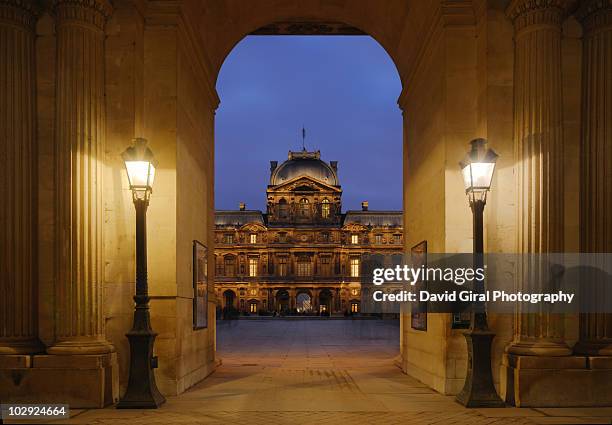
501;353;612;407
0;338;45;355
0;352;119;408
505;339;572;356
574;340;612;356
47;338;115;355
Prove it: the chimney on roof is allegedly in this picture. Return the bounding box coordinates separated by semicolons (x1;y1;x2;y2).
361;201;369;211
330;161;338;172
239;202;246;211
270;161;278;172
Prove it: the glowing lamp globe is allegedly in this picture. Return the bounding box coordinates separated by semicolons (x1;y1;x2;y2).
459;138;498;201
122;138;157;201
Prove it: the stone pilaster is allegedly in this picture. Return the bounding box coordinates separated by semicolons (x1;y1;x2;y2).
505;0;571;356
575;0;612;356
0;0;43;355
47;0;114;355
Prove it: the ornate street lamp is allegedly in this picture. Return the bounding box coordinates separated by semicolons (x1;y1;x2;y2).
117;138;166;409
455;138;504;408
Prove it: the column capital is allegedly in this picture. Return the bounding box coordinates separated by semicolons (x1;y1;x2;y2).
506;0;572;31
575;0;612;35
54;0;112;30
0;0;42;30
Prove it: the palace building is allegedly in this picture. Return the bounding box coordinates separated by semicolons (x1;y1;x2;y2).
214;149;403;316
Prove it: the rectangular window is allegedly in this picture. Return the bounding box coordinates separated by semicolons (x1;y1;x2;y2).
224;234;234;244
351;302;359;313
351;234;359;244
278;232;287;243
248;258;258;277
250;233;257;244
394;234;401;244
320;256;331;276
224;257;235;276
350;257;360;277
250;303;257;313
277;256;288;277
296;257;312;277
375;234;383;244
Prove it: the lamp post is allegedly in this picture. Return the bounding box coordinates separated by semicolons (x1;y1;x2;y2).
117;138;166;409
455;138;504;408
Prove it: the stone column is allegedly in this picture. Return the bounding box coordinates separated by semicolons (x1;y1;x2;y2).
575;0;612;356
0;0;43;355
47;0;114;355
505;0;571;356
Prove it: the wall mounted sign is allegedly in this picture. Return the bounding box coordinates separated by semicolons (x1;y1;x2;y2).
193;240;208;329
410;240;428;331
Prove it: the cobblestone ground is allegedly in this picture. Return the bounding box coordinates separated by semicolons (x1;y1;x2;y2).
47;319;612;425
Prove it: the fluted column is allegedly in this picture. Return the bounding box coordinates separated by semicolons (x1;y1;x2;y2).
47;0;114;355
0;0;43;354
506;0;571;356
575;0;612;356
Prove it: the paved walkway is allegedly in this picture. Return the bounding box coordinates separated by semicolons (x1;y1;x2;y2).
48;319;612;424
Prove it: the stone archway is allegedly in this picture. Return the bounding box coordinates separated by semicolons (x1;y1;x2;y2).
275;289;290;313
296;291;312;314
1;0;606;409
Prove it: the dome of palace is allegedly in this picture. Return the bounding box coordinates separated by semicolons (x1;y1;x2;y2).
270;150;338;186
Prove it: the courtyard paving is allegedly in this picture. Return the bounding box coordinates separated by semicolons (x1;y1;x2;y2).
43;319;612;424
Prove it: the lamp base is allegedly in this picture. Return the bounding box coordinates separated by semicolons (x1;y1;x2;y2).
456;329;505;408
116;330;165;409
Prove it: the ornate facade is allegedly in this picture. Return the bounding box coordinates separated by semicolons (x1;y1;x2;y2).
214;150;403;315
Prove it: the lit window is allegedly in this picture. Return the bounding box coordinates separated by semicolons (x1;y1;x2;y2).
394;234;401;244
375;234;383;244
250;233;257;244
321;199;330;218
351;302;359;313
248;258;258;277
351;234;359;244
350;257;360;277
277;256;288;277
297;256;312;276
224;234;234;244
299;198;309;217
250;302;257;313
224;256;235;276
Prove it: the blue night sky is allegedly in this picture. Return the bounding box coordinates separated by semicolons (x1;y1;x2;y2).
215;35;403;212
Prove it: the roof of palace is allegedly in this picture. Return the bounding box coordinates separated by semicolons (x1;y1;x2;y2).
215;210;265;227
343;211;403;228
214;209;403;228
270;149;339;187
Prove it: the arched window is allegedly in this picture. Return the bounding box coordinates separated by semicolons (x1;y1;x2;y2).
278;198;288;218
299;198;309;217
321;198;330;218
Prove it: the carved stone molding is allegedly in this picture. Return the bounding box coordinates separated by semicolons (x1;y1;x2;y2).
54;0;112;31
252;21;365;35
0;0;41;29
576;0;612;34
506;0;571;32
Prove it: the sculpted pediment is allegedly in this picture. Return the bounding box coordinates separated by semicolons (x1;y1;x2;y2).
342;223;368;232
239;222;267;232
269;175;341;193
